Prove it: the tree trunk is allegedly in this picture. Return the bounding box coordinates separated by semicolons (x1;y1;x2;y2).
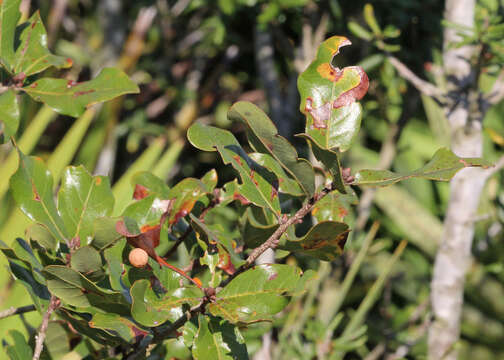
428;1;481;359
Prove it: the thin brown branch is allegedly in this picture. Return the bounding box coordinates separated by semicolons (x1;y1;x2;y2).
32;296;59;360
483;155;504;180
0;305;36;320
387;56;445;104
141;182;338;350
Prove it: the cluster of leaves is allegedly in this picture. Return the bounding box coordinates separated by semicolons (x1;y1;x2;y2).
0;0;139;143
0;7;493;355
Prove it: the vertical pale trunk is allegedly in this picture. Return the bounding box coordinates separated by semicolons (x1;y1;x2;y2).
429;1;481;359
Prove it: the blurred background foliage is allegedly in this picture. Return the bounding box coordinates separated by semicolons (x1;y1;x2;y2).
1;0;503;359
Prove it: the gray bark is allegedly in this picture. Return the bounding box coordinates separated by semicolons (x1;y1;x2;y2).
428;1;480;359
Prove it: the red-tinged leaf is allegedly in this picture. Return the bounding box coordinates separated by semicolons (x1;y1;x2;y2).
166;178;208;225
117;217;203;288
132;171;170;199
298;36;369;152
133;184;149;200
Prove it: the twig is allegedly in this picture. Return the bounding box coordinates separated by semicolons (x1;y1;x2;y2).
0;305;36;320
387;56;445;104
355;87;417;230
245;185;335;266
32;296;60;360
483;155;504;181
141;182;338;349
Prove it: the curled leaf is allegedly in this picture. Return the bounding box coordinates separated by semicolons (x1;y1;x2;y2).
298;36;369;152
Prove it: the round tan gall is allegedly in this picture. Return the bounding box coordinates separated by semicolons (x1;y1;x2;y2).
129;248;149;268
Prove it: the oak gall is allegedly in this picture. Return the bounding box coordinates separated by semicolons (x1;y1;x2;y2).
129;248;149;268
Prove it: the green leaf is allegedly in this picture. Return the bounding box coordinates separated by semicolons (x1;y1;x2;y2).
188;122;281;214
241;207;278;249
311;187;358;223
228;101;315;196
0;240;50;311
22;67;140;117
363;4;382;35
348;21;373;41
4;330;33;360
201;168;218;192
132;171;170;199
0;0;21;71
59;308;121;346
103;238;127;291
353;148;493;186
190;214;245;270
10;150;69;243
70;246;104;282
44;322;72;359
25;223;56;250
298;36;369;152
42;265;127;312
207;264;306;323
299;134;346;193
122;194;167;227
0;89;20;143
130;279;203;327
58;166;114;242
12;11;72;76
89;313;147;343
192;315;249;360
282;221;349;261
249;152;304;196
92;216;122;250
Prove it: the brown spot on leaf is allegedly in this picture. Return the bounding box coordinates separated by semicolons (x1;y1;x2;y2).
268;272;278;281
305;98;330;129
250;170;259;186
30;82;38;88
32;183;40;201
73;89;95;97
316;63;343;82
171;200;197;224
232;155;242;166
459;159;470;167
233;193;250;205
133;184;149;200
332;67;369;109
131;325;148;340
271;179;279;200
217;252;236;275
